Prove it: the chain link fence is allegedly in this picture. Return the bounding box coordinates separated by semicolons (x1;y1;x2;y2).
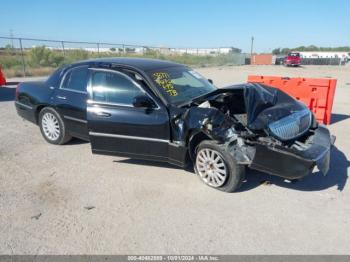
0;36;248;78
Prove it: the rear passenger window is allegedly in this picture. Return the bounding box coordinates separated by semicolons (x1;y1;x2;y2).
61;66;89;93
91;70;144;105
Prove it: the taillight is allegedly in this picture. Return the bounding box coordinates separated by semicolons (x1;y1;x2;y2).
15;83;20;100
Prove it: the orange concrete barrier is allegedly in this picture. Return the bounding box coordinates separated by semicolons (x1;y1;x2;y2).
251;54;273;65
0;66;6;86
248;75;337;125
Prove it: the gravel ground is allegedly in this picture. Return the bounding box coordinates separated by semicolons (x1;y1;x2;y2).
0;65;349;254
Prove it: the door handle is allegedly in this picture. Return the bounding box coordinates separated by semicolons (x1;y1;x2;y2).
93;111;111;117
57;95;67;100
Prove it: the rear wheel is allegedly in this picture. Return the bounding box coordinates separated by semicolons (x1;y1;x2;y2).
39;107;72;145
194;141;245;192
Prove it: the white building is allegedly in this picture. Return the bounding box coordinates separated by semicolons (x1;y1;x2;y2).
170;47;232;55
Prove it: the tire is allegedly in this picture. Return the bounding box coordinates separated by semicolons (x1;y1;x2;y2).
39;107;72;145
194;140;245;192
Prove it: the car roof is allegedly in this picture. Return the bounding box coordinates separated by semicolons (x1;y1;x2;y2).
73;57;183;71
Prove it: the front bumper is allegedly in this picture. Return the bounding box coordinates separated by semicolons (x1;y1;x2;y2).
249;125;333;179
284;60;301;66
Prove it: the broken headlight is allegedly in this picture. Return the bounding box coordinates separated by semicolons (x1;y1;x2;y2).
268;109;312;141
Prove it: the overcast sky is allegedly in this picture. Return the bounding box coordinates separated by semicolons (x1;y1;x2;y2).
1;0;349;52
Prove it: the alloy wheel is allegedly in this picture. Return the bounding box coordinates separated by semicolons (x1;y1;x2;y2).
196;148;228;187
42;112;60;141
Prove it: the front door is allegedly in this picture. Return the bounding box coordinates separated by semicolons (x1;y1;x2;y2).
54;65;89;140
87;68;170;162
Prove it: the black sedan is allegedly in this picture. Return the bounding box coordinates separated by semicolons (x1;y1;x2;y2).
15;58;334;192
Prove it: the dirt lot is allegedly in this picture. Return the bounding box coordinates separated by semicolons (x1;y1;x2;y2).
0;65;349;254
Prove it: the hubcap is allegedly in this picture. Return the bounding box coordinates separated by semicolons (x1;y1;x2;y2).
196;148;227;187
42;112;60;141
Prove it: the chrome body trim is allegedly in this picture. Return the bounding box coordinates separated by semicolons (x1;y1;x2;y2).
60;88;87;94
87;99;134;108
89;131;169;143
15;101;33;110
63;115;87;124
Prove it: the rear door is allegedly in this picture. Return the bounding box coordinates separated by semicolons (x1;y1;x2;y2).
53;65;89;140
87;68;170;161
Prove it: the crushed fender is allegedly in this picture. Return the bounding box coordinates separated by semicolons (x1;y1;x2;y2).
169;83;333;179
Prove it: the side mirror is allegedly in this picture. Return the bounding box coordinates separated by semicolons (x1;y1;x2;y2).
133;95;156;108
208;79;214;84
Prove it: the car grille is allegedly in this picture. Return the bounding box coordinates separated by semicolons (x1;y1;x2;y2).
268;109;311;141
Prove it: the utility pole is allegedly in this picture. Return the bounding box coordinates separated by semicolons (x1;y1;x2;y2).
250;36;254;58
19;38;26;77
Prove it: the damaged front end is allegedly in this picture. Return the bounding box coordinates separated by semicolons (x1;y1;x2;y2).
171;83;334;179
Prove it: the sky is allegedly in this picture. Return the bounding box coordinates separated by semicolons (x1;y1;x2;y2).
1;0;349;52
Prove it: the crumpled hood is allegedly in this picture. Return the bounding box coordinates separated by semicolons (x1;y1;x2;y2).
217;83;308;130
170;83;311;144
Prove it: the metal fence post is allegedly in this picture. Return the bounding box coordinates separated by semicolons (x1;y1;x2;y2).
61;41;66;57
19;38;26;77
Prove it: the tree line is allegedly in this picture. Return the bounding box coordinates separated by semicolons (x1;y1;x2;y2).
272;45;350;55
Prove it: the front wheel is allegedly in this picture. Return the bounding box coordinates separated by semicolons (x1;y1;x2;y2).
39;107;72;145
194;141;245;192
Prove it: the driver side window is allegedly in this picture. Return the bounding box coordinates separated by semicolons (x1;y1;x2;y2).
91;70;145;106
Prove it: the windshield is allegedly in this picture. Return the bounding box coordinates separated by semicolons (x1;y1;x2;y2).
288;52;300;57
148;66;216;105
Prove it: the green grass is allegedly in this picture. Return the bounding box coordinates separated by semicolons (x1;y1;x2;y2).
0;46;246;77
